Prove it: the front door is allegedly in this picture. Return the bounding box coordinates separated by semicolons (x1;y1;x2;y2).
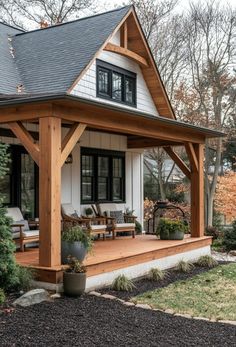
0;145;39;218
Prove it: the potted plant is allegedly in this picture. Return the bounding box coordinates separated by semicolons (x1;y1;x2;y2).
156;218;188;240
63;256;87;296
61;225;93;264
85;207;93;218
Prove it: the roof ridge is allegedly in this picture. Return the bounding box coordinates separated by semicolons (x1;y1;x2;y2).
0;21;24;32
14;5;133;37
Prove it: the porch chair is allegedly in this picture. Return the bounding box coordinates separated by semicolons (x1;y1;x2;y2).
6;207;39;252
61;203;107;240
96;203;137;239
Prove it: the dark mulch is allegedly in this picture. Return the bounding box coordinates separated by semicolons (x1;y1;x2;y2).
0;295;235;347
98;264;223;300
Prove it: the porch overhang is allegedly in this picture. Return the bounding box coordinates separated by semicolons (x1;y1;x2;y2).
0;93;224;145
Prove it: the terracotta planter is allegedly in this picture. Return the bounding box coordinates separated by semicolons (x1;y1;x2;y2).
63;272;86;296
61;241;87;264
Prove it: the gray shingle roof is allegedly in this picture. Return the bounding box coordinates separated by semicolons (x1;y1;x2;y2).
0;23;23;94
3;6;130;95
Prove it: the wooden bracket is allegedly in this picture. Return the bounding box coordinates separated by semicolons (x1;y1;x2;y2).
104;43;149;67
61;123;86;167
185;142;199;172
9;121;39;166
164;146;191;180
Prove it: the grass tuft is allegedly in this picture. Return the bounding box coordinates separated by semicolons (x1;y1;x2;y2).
176;260;195;273
147;267;167;282
111;275;135;292
197;255;218;268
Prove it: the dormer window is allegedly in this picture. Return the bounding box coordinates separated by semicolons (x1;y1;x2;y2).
97;60;136;107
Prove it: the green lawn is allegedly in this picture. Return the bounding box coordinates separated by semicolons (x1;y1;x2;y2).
132;263;236;321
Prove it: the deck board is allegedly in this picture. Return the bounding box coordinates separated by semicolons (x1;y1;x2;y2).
15;235;212;280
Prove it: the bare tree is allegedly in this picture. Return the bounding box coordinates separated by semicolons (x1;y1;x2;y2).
180;1;236;226
0;0;93;30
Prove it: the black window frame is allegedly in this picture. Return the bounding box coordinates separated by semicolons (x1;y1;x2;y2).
81;147;125;204
96;59;137;107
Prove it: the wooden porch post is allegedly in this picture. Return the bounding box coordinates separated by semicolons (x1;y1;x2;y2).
189;143;205;237
39;117;61;267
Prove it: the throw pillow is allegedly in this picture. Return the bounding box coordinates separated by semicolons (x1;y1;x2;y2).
110;210;125;224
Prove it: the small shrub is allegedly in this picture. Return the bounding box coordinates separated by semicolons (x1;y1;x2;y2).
148;267;166;281
135;220;142;234
156;218;189;239
85;207;93;216
0;289;5;304
15;266;34;291
197;255;218;268
111;275;135;292
205;226;220;240
62;225;93;252
212;237;224;251
176;260;194;273
222;221;236;251
66;256;86;273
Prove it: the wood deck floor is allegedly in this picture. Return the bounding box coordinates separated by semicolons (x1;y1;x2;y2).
15;235;212;283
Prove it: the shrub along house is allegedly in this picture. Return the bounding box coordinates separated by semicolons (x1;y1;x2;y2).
0;6;223;290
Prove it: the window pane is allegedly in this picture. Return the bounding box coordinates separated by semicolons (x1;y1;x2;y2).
98;157;109;177
82;155;93;176
113;158;122;177
125;77;135;104
82;177;93;201
98;69;109;95
113;178;122;201
98;177;108;200
112;72;122;101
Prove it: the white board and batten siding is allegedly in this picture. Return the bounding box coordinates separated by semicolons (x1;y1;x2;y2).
70;30;159;117
62;129;144;224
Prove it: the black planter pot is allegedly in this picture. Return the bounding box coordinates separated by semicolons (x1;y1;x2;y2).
63;272;86;296
61;241;87;264
160;230;184;240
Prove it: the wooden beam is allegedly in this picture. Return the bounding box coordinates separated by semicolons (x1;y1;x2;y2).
39;117;61;267
185;142;199;172
164;146;191;180
9;122;39;165
104;43;149;67
120;21;128;48
0;103;52;123
54;104;205;144
190;144;204;237
61;123;86;166
128;136;183;148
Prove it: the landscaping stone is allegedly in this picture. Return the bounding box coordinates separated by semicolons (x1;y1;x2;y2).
101;294;116;300
50;293;61;299
229;250;236;257
13;289;49;307
174;313;192;319
193;317;210;321
88;291;101;297
116;298;125;303
218;320;236;326
165;309;175;314
136;303;152;310
123;302;135;307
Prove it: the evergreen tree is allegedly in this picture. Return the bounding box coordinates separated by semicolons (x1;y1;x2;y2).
0;143;19;290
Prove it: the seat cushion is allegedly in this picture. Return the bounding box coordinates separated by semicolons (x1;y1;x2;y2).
22;230;39;238
90;225;106;231
110;210;125;223
114;223;135;228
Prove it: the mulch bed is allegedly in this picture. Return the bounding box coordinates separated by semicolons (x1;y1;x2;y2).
0;295;236;347
98;264;226;300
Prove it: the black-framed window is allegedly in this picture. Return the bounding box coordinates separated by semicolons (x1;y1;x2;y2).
96;59;136;107
81;147;125;204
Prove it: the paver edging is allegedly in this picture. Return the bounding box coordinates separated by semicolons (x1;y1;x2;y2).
88;291;236;326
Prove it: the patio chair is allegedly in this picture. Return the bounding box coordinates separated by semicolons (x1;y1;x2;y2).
61;203;107;240
6;207;39;252
96;203;137;239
